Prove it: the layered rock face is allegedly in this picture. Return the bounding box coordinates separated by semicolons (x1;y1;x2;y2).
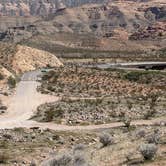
63;0;107;7
0;0;165;43
0;0;66;16
0;0;107;17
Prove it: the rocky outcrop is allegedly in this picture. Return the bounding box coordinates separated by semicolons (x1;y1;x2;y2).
0;43;63;75
0;0;107;17
145;6;166;21
0;0;165;42
129;23;166;40
12;45;63;74
0;25;37;42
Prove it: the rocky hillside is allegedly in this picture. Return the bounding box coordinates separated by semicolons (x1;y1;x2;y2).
0;0;165;19
12;45;63;74
0;0;165;53
0;0;66;17
0;43;62;73
0;43;62;92
0;0;107;17
0;0;165;39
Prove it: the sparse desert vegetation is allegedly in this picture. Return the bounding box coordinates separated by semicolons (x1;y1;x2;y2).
7;76;16;88
32;95;166;125
38;66;165;97
0;0;165;165
34;66;166;126
0;124;165;165
28;64;166;165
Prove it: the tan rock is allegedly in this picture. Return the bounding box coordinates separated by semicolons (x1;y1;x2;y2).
12;45;63;74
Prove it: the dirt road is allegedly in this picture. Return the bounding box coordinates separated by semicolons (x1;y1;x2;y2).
0;70;58;129
0;70;165;131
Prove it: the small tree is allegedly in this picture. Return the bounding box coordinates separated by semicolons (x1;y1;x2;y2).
139;144;157;160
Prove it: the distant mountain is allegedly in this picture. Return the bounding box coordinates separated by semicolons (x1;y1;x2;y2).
0;0;65;17
0;0;107;17
0;0;165;46
63;0;107;7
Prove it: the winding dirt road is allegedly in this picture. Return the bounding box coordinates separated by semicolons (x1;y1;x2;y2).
0;70;165;131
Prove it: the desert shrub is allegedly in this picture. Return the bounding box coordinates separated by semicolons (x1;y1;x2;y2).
144;10;156;21
124;71;152;83
44;106;64;122
124;71;142;82
143;109;156;120
41;153;72;166
122;117;131;128
73;144;86;153
0;105;7;110
139;144;157;160
47;85;55;92
30;160;37;166
143;94;158;119
146;134;160;144
13;127;24;132
146;130;160;144
0;73;4;80
42;150;89;166
0;140;9;149
44;110;55;122
0;152;10;164
136;129;146;138
7;76;16;88
99;132;114;147
74;153;87;166
43;70;60;83
45;110;54;122
126;100;133;110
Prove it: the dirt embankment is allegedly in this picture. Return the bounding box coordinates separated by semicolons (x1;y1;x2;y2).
12;45;63;74
0;44;63;112
0;44;63;90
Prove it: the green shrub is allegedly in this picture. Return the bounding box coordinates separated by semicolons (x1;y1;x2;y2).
44;108;64;122
124;71;143;82
124;70;155;83
0;152;10;164
0;73;4;80
7;76;16;88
